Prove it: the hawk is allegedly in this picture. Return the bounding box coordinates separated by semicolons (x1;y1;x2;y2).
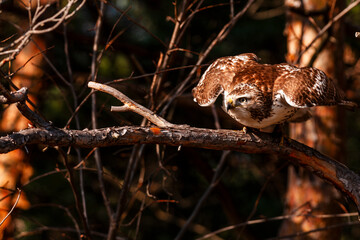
192;53;357;132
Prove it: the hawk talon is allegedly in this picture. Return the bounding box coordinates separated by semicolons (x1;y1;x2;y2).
279;135;291;147
280;136;285;146
242;126;247;134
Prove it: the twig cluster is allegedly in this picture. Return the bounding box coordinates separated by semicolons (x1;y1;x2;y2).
0;0;85;68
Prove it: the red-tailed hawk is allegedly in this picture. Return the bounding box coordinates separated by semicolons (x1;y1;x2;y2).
192;53;357;132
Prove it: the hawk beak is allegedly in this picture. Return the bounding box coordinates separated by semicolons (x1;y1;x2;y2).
226;98;235;111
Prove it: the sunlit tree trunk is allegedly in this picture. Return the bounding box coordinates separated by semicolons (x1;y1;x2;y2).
280;0;346;239
0;0;57;234
0;37;44;238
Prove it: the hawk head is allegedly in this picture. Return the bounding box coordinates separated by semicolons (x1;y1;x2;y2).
223;82;275;130
224;83;263;118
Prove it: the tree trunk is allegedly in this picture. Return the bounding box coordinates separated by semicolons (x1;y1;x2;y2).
280;0;346;239
0;36;44;237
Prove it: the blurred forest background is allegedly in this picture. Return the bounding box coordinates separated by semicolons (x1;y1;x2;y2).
0;0;360;239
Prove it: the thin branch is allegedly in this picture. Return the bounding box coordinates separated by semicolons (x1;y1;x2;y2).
108;64;210;84
57;148;92;239
210;105;221;130
30;203;81;238
4;46;52;78
158;0;255;115
63;22;80;117
295;0;360;63
238;162;288;238
150;0;206;109
175;150;230;240
267;220;360;240
108;144;144;240
134;197;146;240
88;81;181;128
230;0;234;19
88;0;106;235
176;0;205;46
14;226;127;240
65;91;93;128
197;212;359;240
0;188;21;227
0;0;86;68
103;0;166;48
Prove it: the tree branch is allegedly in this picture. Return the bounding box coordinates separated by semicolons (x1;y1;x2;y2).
1;125;360;213
88;81;181;128
0;87;28;104
0;0;86;68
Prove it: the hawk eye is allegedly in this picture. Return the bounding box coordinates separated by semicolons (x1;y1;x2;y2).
237;97;248;104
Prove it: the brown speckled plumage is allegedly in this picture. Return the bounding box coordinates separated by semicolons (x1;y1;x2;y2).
192;53;356;132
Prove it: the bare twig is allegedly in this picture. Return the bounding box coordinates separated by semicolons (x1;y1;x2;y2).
88;81;181;128
210;105;221;130
62;22;82;122
176;0;205;51
103;0;166;47
158;0;255;115
3;46;52;78
238;163;287;238
0;188;21;227
31;40;71;87
295;0;360;63
14;226;127;239
65;91;93;128
134;197;146;240
108;64;210;84
197;212;359;240
60;21;89;231
230;0;234;18
175;150;231;240
104;7;131;51
267;220;360;240
108;144;144;240
150;0;206;109
30;203;81;238
110;117;149;238
57;147;92;239
0;0;86;68
89;1;109;234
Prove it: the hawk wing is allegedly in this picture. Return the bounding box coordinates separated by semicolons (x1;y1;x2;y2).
192;53;259;106
275;65;356;109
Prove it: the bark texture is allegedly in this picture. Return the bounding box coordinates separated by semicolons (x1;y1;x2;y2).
1;125;360;213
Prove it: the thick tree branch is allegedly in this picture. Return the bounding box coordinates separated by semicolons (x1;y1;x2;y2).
1;125;360;213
